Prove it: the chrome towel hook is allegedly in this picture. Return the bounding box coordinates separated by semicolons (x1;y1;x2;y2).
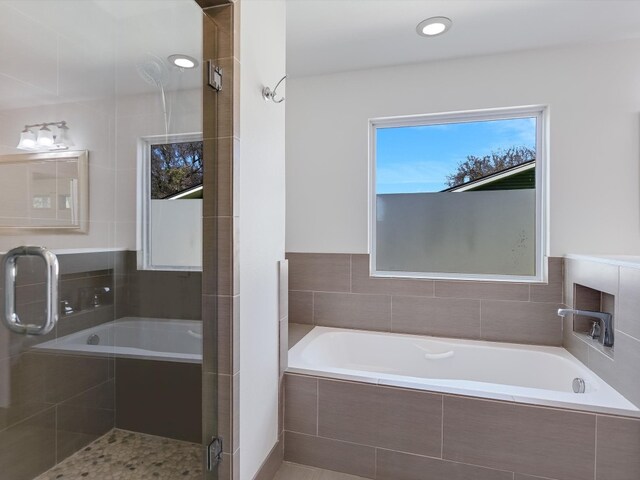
262;75;286;103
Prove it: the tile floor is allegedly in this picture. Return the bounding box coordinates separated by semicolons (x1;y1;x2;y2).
274;462;368;480
34;429;202;480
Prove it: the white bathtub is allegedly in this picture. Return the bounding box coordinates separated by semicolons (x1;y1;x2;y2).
33;317;202;363
288;326;639;416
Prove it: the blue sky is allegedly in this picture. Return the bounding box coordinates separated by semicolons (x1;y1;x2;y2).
376;117;536;194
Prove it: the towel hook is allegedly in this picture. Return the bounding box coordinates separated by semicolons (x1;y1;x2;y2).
262;75;286;103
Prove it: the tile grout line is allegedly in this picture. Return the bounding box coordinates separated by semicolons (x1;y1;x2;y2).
440;395;444;459
594;415;598;480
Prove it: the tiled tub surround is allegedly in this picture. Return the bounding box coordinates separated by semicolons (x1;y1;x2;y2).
288;327;637;414
284;373;640;480
287;253;564;346
563;255;640;410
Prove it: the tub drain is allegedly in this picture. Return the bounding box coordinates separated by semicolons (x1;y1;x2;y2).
87;334;100;345
572;377;586;393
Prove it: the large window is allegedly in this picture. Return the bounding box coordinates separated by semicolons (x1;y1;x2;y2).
138;133;203;271
370;107;547;281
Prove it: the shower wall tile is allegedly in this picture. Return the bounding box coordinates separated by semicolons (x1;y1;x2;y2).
203;3;240;478
204;137;235;217
442;395;595;480
287;253;563;346
391;296;481;338
0;407;57;480
44;354;110;404
56;381;114;462
203;294;239;376
318;379;442;456
115;358;201;443
376;449;513;480
203;216;238;296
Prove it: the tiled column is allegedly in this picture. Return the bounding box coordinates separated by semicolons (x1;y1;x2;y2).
201;2;240;479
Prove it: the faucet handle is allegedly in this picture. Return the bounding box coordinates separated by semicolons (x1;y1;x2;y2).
588;320;601;339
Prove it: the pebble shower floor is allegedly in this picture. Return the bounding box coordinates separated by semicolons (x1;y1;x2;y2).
34;429;202;480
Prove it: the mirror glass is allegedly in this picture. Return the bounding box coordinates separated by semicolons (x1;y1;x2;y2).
0;151;88;230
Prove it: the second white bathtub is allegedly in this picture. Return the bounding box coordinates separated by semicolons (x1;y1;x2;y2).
288;326;638;416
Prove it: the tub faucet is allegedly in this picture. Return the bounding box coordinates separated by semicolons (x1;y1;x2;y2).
557;308;614;347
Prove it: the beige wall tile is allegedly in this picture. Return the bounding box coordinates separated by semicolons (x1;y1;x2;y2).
314;293;391;331
589;332;640;408
290;290;313;325
562;315;589;366
481;300;562;345
376;449;513;480
392;296;480;339
443;396;596;480
318;380;442;456
566;258;619;297
284;432;375;478
203;217;238;296
435;280;529;301
530;257;563;303
0;408;56;480
204;295;239;375
280;318;289;376
285;374;318;435
203;137;234;217
596;415;640;480
287;253;351;292
617;266;640;340
351;254;433;296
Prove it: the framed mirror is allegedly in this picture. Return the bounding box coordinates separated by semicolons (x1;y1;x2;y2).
0;150;88;232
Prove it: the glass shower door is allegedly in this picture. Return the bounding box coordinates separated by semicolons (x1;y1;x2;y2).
0;1;209;478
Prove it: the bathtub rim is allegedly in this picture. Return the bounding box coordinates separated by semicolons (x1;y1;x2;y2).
287;325;640;419
32;317;203;364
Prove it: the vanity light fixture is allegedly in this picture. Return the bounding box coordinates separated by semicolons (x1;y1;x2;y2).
168;54;199;69
416;16;452;37
17;121;72;151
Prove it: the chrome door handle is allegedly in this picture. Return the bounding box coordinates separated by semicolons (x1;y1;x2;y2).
2;246;59;336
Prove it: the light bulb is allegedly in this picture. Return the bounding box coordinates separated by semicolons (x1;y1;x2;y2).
17;129;37;150
37;126;54;146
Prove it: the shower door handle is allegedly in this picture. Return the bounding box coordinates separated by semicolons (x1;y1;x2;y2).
2;246;59;336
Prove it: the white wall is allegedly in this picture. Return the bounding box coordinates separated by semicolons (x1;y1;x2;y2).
239;1;286;479
286;39;640;256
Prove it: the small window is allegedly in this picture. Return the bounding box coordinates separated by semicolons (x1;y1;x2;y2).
370;107;547;282
138;134;203;271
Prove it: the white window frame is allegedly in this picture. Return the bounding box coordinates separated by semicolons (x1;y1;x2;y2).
137;132;203;272
369;105;549;283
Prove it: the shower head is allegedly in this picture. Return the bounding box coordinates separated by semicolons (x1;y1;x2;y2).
136;54;169;88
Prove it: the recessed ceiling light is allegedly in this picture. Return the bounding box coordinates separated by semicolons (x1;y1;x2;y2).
416;17;452;37
168;54;199;69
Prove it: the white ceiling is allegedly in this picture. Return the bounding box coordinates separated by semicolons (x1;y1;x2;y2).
286;0;640;78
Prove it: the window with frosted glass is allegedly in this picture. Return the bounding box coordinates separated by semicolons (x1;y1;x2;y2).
371;108;546;280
